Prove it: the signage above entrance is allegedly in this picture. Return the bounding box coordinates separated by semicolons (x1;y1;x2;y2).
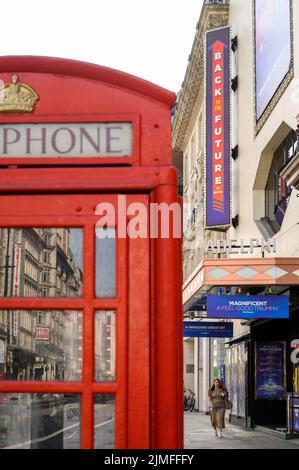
0;122;132;158
207;295;289;319
184;321;233;338
205;238;276;256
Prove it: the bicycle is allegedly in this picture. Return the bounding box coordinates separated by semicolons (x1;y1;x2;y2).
184;388;195;412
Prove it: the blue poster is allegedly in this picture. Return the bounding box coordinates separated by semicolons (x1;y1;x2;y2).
255;341;286;400
255;0;292;120
288;397;299;432
183;321;233;338
220;364;226;386
237;343;246;417
292;408;299;432
207;295;289;319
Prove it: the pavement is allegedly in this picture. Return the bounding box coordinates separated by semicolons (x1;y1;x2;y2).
184;412;299;449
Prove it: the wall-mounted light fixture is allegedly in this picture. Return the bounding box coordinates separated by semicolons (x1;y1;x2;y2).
231;76;238;92
232;215;239;229
231;35;238;53
231;145;239;160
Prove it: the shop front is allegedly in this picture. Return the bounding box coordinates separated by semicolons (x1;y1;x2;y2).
183;256;299;431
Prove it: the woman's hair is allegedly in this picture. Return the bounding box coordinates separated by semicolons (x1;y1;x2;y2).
210;378;223;391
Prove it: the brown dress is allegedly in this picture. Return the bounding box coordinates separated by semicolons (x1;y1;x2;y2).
208;388;228;429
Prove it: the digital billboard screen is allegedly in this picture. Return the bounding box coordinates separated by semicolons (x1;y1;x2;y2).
255;0;292;121
255;341;286;400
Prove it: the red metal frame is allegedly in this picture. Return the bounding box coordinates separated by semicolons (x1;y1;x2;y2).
0;56;175;168
0;56;183;449
0;194;131;448
0;56;175;108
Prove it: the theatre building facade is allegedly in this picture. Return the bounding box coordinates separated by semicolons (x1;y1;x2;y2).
174;0;299;432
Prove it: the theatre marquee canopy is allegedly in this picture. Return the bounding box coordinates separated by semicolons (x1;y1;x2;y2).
183;257;299;311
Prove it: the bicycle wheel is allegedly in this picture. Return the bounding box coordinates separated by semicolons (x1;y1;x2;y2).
185;398;192;411
190;397;195;412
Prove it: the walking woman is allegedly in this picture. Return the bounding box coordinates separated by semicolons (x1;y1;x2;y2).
208;379;229;438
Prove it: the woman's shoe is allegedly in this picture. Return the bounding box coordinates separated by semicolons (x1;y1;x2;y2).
218;431;223;438
214;430;218;437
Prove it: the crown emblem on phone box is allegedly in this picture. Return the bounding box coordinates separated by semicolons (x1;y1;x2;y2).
0;75;39;113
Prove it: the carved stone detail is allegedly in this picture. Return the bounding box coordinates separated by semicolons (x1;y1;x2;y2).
172;4;229;152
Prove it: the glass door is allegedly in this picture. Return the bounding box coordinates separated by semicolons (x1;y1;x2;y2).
0;193;150;449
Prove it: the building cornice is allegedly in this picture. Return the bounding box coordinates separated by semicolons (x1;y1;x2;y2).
172;3;229;152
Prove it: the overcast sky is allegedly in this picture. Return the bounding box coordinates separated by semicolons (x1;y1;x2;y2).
1;0;203;93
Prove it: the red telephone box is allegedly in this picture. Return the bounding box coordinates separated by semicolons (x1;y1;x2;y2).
0;57;183;449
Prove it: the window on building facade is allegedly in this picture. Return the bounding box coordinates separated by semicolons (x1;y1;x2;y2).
191;133;196;170
197;112;203;153
183;150;188;191
42;269;50;284
0;228;83;298
43;250;51;264
265;129;297;229
42;288;49;297
186;364;194;374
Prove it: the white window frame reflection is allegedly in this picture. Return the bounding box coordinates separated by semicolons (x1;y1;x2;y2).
0;310;82;382
95;311;116;382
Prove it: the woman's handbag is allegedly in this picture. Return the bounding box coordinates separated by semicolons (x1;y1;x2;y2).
224;397;233;410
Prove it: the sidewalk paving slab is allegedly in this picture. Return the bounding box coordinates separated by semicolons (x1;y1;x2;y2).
184;412;299;449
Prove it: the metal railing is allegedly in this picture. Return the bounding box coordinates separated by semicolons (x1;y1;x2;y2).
183;201;204;238
274;190;292;227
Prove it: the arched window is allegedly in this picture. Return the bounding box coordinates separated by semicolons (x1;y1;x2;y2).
265;129;297;229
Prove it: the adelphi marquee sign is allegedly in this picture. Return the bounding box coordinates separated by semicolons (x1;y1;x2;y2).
205;238;277;256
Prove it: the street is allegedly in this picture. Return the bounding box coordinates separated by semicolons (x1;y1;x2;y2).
0;397;115;449
184;412;299;449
